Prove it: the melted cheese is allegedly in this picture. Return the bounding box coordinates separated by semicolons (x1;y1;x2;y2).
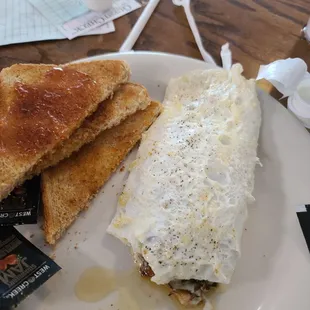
108;64;261;285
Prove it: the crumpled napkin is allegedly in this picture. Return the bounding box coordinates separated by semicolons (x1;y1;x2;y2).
256;58;308;98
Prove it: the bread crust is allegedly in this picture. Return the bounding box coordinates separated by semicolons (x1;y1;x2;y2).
32;83;150;174
0;60;130;201
42;101;162;245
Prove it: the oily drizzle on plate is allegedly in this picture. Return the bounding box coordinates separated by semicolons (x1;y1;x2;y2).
74;266;206;310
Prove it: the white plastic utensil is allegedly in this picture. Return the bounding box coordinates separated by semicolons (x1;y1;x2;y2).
220;43;232;70
119;0;160;52
172;0;216;64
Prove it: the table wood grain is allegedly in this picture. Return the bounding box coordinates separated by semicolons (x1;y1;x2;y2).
0;0;309;83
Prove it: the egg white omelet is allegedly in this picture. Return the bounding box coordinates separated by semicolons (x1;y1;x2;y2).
107;64;261;305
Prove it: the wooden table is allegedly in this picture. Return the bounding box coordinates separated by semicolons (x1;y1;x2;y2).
1;0;309;92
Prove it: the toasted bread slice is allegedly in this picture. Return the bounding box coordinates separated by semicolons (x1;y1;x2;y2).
32;83;151;175
42;101;162;245
0;60;130;201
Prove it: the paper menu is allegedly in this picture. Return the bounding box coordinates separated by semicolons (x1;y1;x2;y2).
0;0;115;47
27;0;89;26
29;0;142;39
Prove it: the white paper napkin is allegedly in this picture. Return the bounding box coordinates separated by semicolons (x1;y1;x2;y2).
256;58;308;97
256;58;310;128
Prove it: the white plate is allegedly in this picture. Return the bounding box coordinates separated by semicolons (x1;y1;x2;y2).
19;52;310;310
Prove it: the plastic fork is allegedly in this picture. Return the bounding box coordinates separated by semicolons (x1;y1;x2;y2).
172;0;216;65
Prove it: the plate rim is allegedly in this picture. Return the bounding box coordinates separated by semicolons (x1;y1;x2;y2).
73;50;207;64
74;50;310;137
